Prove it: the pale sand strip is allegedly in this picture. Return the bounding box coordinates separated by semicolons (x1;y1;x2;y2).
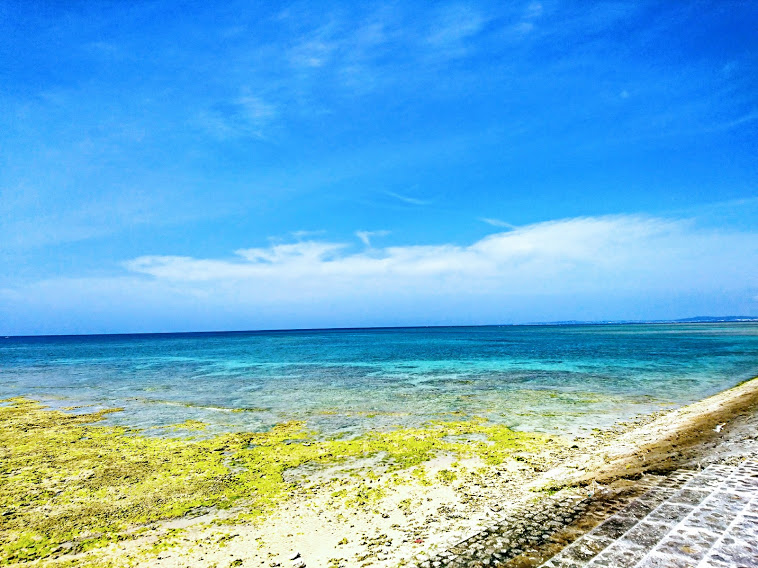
532;376;758;491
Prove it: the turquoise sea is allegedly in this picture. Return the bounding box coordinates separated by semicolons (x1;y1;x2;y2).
1;323;757;437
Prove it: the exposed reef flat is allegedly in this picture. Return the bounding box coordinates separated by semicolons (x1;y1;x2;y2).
1;377;757;568
0;399;567;567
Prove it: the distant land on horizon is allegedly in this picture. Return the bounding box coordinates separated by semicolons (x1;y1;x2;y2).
529;315;758;326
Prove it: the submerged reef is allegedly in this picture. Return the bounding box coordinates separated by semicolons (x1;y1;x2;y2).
0;398;561;566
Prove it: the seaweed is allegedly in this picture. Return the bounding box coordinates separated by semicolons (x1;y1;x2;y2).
0;398;560;566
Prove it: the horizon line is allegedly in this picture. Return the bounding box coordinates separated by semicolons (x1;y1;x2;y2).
3;316;758;340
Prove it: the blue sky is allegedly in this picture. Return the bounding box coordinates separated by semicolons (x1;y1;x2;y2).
1;1;757;335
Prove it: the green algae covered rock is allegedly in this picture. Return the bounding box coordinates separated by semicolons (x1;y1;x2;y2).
0;398;558;565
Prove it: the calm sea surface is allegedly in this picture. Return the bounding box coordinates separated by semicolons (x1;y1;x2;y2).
2;323;757;437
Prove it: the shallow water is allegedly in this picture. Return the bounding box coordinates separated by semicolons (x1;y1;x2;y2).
1;323;757;437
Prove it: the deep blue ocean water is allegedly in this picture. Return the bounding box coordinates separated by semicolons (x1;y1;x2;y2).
1;323;757;437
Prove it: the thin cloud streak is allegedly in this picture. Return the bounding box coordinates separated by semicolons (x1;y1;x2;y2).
384;191;431;205
479;217;516;229
197;94;276;139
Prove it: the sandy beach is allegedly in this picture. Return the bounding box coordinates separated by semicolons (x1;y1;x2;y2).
2;377;757;568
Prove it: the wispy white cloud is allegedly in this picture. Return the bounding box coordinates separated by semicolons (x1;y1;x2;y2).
479;217;516;229
0;188;167;250
426;4;487;55
384;190;431;205
119;215;758;296
506;1;543;37
235;241;345;264
285;10;391;73
289;37;337;69
280;2;496;91
711;110;758;132
198;94;276;139
524;2;543;20
355;230;390;247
